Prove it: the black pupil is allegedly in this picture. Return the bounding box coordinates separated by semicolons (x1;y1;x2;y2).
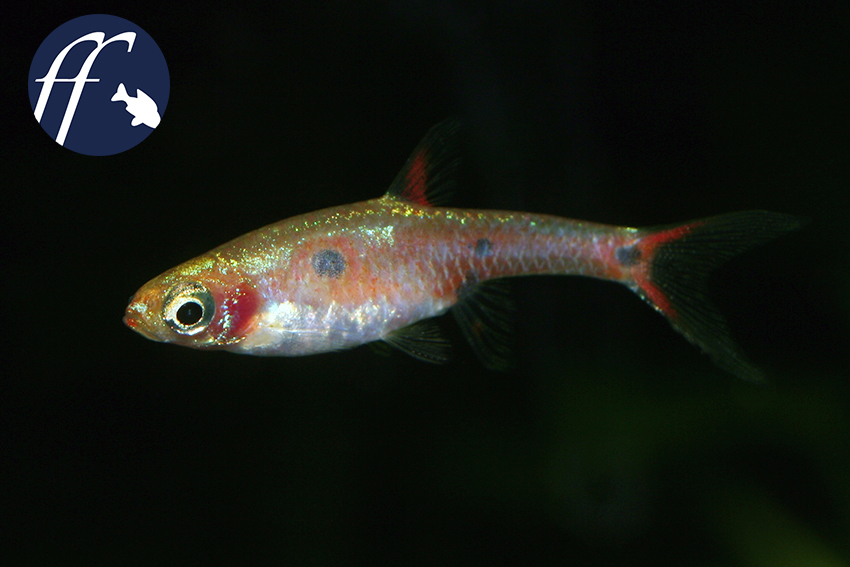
176;301;203;326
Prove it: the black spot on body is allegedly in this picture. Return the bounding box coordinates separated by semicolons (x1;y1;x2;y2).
312;249;346;278
474;238;493;258
615;245;641;266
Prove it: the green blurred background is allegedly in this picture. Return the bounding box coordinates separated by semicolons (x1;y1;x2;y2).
5;1;848;564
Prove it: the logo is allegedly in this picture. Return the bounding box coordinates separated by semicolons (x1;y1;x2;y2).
28;15;169;156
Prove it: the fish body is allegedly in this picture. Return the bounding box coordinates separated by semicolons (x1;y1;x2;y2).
128;198;630;355
125;122;800;379
111;82;161;128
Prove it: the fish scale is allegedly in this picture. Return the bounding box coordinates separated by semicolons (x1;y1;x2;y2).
125;121;802;379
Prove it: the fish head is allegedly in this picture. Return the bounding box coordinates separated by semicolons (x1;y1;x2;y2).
124;259;260;349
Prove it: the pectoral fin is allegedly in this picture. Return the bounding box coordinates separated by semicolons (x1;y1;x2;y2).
383;320;451;364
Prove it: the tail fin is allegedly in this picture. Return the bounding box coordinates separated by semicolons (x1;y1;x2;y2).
628;211;803;381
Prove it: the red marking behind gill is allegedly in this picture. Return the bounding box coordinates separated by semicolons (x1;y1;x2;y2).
209;285;260;343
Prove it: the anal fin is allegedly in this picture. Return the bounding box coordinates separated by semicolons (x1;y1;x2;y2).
453;279;514;371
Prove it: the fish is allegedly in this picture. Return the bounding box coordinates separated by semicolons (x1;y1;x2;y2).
111;82;161;128
124;121;801;380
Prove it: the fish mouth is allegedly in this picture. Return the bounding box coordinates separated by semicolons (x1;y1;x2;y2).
123;302;159;341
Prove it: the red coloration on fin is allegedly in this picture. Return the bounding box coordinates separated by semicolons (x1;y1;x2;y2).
639;222;702;252
632;270;674;318
627;211;802;381
402;150;431;206
385;120;462;207
631;222;704;318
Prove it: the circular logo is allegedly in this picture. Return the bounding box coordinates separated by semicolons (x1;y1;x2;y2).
28;14;170;156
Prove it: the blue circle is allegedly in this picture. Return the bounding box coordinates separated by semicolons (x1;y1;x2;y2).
29;14;170;156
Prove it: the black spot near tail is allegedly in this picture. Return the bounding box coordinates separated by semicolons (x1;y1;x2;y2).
312;249;346;278
616;245;641;266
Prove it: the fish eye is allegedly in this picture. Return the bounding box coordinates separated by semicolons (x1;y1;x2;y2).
163;282;215;335
176;301;204;326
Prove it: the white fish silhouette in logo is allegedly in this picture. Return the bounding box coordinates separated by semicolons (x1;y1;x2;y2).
111;83;161;128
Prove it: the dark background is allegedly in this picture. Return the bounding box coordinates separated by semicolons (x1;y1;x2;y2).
5;2;849;565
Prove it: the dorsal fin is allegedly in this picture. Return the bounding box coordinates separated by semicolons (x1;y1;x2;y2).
384;120;462;207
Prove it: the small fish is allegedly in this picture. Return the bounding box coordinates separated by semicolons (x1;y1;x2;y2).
111;83;161;128
124;121;801;380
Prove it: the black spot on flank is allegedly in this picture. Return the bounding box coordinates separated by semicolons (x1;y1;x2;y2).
615;245;641;266
474;238;493;258
312;249;346;278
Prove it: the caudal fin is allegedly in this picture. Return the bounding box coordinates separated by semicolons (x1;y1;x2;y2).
628;211;803;381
